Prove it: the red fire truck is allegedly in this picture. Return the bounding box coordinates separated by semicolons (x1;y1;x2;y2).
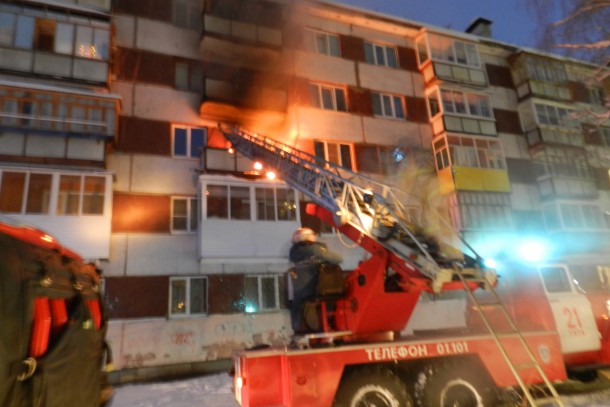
223;128;610;407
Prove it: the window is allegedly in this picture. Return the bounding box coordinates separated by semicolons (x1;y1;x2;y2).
433;138;451;171
372;92;405;119
450;192;512;230
0;11;109;60
25;173;52;214
15;15;34;49
354;144;397;175
173;126;206;158
308;83;347;112
441;89;492;118
0;12;15;45
0;171;26;213
169;277;207;317
173;0;203;31
532;147;589;179
175;61;203;92
244;274;279;313
304;29;340;56
542;202;606;230
534;103;578;129
205;184;296;221
433;135;505;171
588;87;604;106
525;58;567;83
364;41;398;68
427;35;480;67
172;197;199;233
0;171;105;215
599;127;610;147
416;36;430;66
540;266;571;293
57;175;81;215
427;92;441;118
255;187;296;221
75;25;109;59
205;184;250;220
57;175;106;215
314;141;354;170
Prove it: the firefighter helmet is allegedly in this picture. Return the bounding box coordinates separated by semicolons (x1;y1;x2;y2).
291;227;317;243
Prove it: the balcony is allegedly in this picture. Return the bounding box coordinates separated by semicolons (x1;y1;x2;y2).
526;127;584;148
531;143;596;199
517;79;571;102
0;83;119;139
421;60;487;87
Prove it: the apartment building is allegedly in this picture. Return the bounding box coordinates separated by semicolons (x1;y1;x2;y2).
0;0;117;258
3;0;607;379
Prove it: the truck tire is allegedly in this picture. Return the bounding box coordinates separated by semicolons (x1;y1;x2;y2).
422;365;496;407
334;366;413;407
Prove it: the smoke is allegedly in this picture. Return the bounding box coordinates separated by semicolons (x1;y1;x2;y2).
394;153;463;260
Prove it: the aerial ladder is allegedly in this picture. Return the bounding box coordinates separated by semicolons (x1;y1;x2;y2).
221;126;564;406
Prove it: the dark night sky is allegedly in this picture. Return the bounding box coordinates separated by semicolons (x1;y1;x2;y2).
333;0;544;50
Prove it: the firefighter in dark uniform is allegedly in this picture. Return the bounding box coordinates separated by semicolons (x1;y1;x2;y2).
288;227;342;334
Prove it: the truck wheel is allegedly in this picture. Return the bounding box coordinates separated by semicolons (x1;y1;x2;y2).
335;367;412;407
423;365;496;407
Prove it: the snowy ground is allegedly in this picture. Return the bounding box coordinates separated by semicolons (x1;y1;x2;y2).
110;372;610;407
110;373;238;407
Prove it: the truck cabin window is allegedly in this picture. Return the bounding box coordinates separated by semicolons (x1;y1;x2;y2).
540;266;571;293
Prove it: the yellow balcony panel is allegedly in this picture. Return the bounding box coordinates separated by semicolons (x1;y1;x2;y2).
454;167;510;192
438;167;511;194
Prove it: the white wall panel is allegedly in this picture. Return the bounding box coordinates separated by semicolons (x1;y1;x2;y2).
510;183;541;210
293;51;357;86
359;64;416;96
199;220;297;260
362;117;426;149
106;234;199;276
25;135;66;157
136;19;202;59
134;85;203;123
129;155;199;194
112;15;135;48
296;107;364;142
67;138;105;161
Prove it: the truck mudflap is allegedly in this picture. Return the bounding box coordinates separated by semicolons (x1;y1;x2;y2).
233;332;566;407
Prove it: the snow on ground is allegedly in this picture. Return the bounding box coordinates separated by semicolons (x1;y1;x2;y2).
110;372;610;407
110;373;238;407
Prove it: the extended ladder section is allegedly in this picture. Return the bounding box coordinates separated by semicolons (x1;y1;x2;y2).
222;127;487;290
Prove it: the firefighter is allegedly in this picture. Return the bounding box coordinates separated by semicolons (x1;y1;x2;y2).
288;227;342;334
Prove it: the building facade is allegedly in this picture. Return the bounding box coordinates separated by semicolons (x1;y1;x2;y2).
0;0;118;258
2;0;608;379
